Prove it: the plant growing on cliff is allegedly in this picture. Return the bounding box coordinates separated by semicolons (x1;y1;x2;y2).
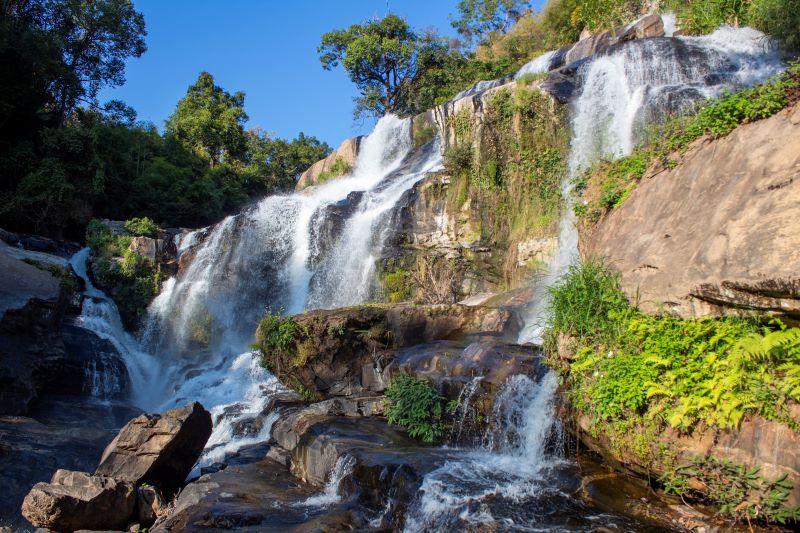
123;217;161;238
316;157;351;183
385;374;445;443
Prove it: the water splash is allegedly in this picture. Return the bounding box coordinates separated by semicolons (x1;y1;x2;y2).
403;372;561;532
296;454;356;508
449;376;484;445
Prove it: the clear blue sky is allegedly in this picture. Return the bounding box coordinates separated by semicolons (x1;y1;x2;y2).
99;0;469;149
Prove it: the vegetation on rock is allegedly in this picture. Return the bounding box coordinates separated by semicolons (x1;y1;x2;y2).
385;374;445;443
544;259;800;523
85;219;162;329
316;157;352;183
574;64;800;224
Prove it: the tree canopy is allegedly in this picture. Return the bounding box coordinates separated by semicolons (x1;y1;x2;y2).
451;0;531;46
165;72;249;167
318;14;448;119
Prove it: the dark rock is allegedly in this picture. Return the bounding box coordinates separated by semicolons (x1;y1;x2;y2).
21;469;136;531
136;484;166;527
95;402;213;497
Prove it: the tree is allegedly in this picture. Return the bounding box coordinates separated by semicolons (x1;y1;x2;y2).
165;72;248;167
244;129;331;193
319;14;446;118
451;0;531;46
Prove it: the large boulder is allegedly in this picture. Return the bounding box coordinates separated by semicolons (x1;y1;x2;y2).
21;469;136;531
95;402;213;497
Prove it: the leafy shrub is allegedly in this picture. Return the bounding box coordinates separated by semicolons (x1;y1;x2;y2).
257;311;300;354
547;259;800;432
123;217;161;237
385;374;445;443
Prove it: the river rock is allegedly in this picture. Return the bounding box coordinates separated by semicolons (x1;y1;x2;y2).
21;469;136;531
95;402;213;497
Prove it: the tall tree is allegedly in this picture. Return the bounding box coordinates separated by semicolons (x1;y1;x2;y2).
318;14;446;118
451;0;531;46
165;72;248;167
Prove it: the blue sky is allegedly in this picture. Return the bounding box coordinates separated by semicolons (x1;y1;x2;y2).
99;0;468;149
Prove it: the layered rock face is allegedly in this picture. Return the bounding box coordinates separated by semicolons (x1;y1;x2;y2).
586;102;800;322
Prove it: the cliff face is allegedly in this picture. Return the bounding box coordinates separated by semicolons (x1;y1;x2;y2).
296;136;363;190
585;102;800;323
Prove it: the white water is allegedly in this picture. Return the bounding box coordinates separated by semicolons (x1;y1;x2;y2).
514;50;556;80
296;454;356;508
404;372;561;531
517;24;784;344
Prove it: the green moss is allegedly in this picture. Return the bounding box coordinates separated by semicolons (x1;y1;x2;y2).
381;268;413;303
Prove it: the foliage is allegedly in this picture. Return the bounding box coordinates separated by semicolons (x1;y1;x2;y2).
85;218;161;329
575;64;800;223
165;72;248;167
662;456;800;524
570;0;646;32
385;374;445;443
451;0;531;46
547;259;800;432
381;269;413;303
412;120;437;147
123;217;160;238
318;14;445;118
257;311;300;354
663;0;800;51
316;157;352;183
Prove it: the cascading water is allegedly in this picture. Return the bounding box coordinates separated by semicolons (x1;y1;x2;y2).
517;24;785;344
403;373;563;531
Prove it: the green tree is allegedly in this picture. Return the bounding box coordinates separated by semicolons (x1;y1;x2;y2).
244;130;331;193
319;14;447;118
165;72;248;167
451;0;531;46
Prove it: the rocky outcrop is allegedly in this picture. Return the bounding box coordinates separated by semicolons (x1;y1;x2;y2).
563;14;664;65
296;136;362;190
21;469;136;531
20;402;211;530
96;402;213;497
264;304;516;401
586;102;800;321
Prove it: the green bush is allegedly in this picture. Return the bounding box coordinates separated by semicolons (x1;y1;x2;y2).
385;374;445;443
123;217;161;238
382;269;413;302
256;311;300;354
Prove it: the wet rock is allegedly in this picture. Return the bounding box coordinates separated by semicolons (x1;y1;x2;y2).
564;14;664;65
136;484;166;527
95;402;213;497
267;304;513;401
21;469;136;531
128;236;163;262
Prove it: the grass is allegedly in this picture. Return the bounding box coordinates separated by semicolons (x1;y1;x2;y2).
317;157;351;183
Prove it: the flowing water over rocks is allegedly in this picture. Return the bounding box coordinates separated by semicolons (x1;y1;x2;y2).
4;15;791;532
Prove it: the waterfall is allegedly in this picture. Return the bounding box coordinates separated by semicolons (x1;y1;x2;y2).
517;25;785;344
403;372;561;531
69;248;167;409
296;454;356;508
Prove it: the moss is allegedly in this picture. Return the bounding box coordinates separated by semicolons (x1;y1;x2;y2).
381;268;413;303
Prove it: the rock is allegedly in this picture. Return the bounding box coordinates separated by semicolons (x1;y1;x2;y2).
587;102;800;321
128;236;162;262
21;469;136;531
95;402;213;497
565;14;664;65
136;484;166;527
266;304;514;401
296;136;363;190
